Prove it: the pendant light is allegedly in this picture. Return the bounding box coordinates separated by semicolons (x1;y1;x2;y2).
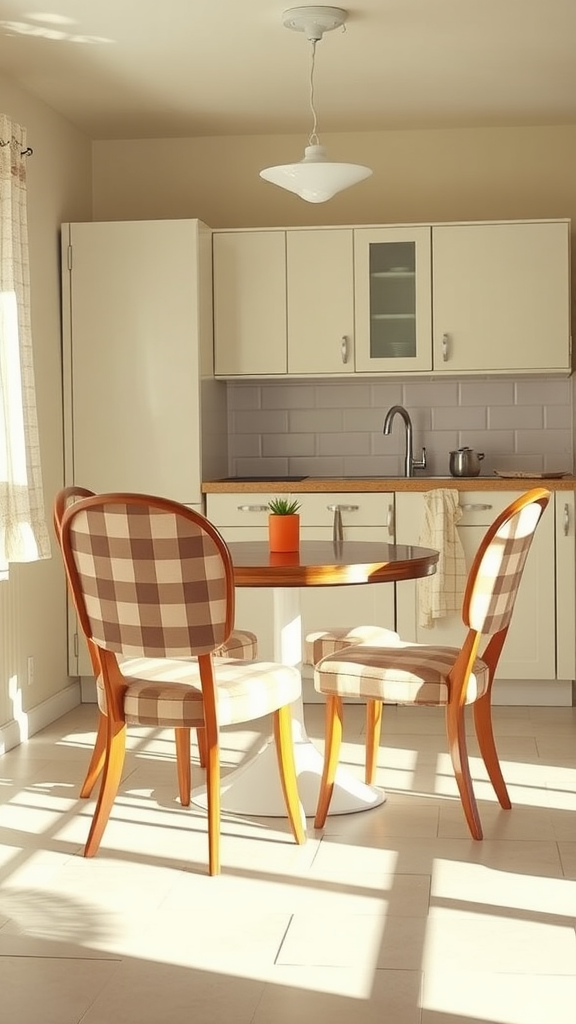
260;6;372;203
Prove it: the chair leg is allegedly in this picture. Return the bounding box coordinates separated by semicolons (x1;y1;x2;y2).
473;693;511;809
84;719;127;857
273;705;306;844
365;699;383;784
80;711;107;798
314;695;344;829
445;701;483;840
175;727;191;806
196;726;207;768
204;728;221;876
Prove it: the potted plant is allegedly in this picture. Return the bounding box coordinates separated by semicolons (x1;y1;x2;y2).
267;495;301;552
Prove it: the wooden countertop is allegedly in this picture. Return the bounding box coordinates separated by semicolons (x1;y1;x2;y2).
202;475;576;493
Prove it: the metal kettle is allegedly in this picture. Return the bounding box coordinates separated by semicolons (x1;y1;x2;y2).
449;447;485;477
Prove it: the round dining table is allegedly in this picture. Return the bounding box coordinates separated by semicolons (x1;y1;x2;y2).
192;538;439;819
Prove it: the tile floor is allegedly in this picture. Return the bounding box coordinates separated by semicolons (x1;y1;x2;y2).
0;701;575;1024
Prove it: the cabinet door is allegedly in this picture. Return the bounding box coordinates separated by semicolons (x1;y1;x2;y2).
213;231;287;375
555;493;576;680
432;221;571;372
287;229;355;374
395;491;556;681
63;220;204;503
354;227;433;372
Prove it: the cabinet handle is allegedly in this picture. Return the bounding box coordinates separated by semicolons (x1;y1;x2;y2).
460;503;493;512
326;504;359;513
341;336;349;364
387;504;394;537
564;502;570;536
332;508;344;543
442;333;449;362
237;504;269;512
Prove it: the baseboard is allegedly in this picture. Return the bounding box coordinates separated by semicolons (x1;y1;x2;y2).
0;680;81;754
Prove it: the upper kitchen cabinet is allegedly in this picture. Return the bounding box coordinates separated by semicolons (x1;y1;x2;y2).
287;229;355;374
62;219;225;506
354;226;433;372
213;230;287;375
432;220;572;374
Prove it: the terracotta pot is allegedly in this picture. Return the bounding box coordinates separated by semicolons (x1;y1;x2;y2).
268;513;300;552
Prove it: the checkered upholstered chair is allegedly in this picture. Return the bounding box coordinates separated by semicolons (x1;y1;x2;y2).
56;490;305;874
313;488;551;840
54;487;259;801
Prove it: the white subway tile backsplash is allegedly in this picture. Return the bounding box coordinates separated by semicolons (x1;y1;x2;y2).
227;385;262;410
515;429;572;455
515;380;572;404
261;384;316;409
403;380;459;406
226;377;575;478
314;382;371;408
545;405;573;429
488;405;543;430
262;432;315;457
233;409;289;433
288;409;343;432
459;380;515;405
432;406;487;430
319;432;371;456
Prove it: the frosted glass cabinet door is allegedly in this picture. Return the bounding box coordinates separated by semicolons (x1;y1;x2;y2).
354;226;433;372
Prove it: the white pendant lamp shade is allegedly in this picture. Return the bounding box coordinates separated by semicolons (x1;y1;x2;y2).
260;144;371;203
260;7;372;203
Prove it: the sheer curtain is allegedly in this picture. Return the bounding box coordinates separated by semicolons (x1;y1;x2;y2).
0;113;50;573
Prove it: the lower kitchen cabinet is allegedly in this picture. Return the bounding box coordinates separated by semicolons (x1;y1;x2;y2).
205;492;396;692
395;490;575;702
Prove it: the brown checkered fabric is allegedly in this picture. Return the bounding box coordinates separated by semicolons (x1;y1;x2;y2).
315;641;489;705
93;629;259;715
115;656;300;727
304;625;400;666
467;501;544;634
68;502;229;658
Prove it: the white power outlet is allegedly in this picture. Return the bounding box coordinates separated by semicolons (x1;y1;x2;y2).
27;655;34;687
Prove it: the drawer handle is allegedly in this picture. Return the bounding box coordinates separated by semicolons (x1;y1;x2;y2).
461;503;493;512
326;504;359;513
332;508;343;543
237;504;269;512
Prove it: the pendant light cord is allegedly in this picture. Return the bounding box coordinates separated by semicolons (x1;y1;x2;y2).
308;39;320;146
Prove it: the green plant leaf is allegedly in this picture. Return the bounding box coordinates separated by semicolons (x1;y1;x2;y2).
267;495;301;515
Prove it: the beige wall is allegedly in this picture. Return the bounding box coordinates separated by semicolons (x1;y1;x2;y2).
0;75;92;736
92;125;576;230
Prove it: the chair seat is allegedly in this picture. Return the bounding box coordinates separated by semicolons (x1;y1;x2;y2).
120;657;301;728
315;642;489;705
93;630;259;715
304;625;400;666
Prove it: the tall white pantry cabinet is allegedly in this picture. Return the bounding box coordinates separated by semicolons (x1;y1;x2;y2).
61;218;227;678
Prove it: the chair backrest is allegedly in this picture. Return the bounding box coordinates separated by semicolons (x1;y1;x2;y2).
58;492;235;660
463;487;551;637
54;487;102;678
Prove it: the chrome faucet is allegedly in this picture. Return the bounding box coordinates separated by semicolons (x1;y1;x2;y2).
383;405;427;477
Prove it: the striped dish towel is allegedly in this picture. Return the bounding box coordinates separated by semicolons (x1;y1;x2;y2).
418;489;467;628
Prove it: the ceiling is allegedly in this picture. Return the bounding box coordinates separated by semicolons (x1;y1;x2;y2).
1;1;576;141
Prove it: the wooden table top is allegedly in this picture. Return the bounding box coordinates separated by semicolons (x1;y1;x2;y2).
227;539;439;588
